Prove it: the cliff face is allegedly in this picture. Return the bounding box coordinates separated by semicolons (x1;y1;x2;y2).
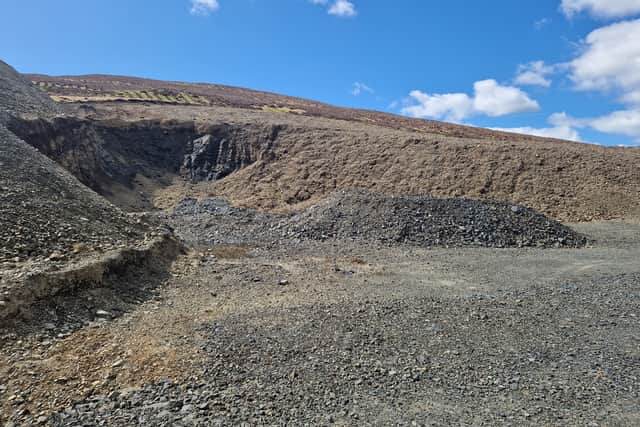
182;124;283;182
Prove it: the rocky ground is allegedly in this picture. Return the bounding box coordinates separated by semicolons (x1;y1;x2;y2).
1;214;639;426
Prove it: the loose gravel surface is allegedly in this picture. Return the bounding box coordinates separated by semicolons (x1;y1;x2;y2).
0;125;150;266
50;274;640;426
3;219;629;427
0;60;60;124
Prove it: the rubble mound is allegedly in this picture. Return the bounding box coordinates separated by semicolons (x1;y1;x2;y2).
0;60;60;124
283;190;587;248
0;125;149;264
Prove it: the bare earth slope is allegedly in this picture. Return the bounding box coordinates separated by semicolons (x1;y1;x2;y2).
0;64;179;322
17;74;640;222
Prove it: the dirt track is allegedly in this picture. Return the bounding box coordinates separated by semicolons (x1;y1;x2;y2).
2;220;639;426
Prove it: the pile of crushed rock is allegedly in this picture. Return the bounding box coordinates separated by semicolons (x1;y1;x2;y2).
280;190;587;248
170;190;587;249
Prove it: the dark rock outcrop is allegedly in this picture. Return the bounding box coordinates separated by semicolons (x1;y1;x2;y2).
182;124;283;182
7;117;198;204
0;125;150;264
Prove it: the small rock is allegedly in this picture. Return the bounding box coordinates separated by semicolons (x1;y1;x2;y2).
111;359;125;368
278;279;289;286
48;252;65;261
95;310;111;318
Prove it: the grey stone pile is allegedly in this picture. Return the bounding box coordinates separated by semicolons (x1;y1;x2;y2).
169;190;587;249
281;190;587;248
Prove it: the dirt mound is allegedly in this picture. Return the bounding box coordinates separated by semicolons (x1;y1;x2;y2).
0;125;151;265
282;190;586;248
0;61;60;124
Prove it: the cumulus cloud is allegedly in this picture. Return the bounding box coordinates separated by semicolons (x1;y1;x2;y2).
473;80;540;116
351;82;373;96
535;110;640;142
310;0;356;17
590;109;640;139
402;80;539;122
491;112;582;141
514;61;555;87
329;0;357;17
492;125;582;141
190;0;219;15
561;0;640;18
402;92;473;122
569;19;640;103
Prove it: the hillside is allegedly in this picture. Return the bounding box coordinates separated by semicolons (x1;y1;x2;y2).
27;72;586;143
9;92;639;221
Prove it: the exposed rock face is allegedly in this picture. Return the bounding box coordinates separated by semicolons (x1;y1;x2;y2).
182;124;283;182
8;117;198;194
9;118;286;209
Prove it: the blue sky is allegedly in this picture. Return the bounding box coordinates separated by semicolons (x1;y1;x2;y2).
1;0;640;146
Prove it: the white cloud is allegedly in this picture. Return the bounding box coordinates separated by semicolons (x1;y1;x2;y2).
534;17;551;30
548;111;587;127
561;0;640;18
543;110;640;141
569;19;640;102
402;91;473;122
473;80;540;117
190;0;219;15
329;0;357;17
514;61;555;87
558;18;640;143
492;125;582;141
590;109;640;139
491;112;582;141
402;80;539;122
310;0;357;17
351;82;373;96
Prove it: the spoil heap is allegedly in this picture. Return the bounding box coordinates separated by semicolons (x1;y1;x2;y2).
0;125;149;265
282;190;586;248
